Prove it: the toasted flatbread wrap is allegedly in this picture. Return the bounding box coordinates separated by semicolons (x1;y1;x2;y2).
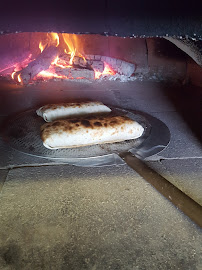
36;101;111;122
40;115;144;149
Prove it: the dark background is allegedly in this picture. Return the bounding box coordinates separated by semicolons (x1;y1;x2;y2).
0;0;202;37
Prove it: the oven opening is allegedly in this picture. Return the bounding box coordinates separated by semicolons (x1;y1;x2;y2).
2;32;200;86
0;33;139;85
0;32;201;148
0;26;202;268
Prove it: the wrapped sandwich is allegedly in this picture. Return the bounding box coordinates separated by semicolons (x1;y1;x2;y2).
36;101;111;122
40;115;144;149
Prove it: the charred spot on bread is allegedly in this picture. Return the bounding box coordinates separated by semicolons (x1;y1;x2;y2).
94;121;102;127
70;119;79;123
81;120;92;128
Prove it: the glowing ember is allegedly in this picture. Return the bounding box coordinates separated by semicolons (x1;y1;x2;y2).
51;56;71;69
51;56;59;65
35;64;67;80
94;62;116;79
37;70;65;79
7;33;118;84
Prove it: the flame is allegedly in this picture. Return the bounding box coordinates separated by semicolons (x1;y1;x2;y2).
51;56;71;69
62;34;76;55
62;33;86;63
8;33;118;84
17;74;22;83
38;33;60;55
51;56;59;65
36;64;67;80
79;53;87;63
94;62;116;79
11;71;16;79
70;49;76;65
49;33;60;47
39;42;45;53
37;70;64;79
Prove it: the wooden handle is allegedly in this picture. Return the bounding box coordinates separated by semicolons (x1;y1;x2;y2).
119;152;202;228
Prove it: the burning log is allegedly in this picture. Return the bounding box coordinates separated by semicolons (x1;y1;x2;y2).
0;49;31;76
14;46;60;84
87;55;136;76
59;54;87;68
89;60;104;73
59;54;104;72
54;67;95;80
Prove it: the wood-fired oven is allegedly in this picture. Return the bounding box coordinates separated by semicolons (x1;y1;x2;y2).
0;1;202;269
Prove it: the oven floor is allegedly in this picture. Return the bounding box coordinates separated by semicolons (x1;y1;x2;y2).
0;80;202;268
0;164;202;270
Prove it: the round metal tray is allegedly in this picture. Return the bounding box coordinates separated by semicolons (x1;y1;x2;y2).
3;107;151;161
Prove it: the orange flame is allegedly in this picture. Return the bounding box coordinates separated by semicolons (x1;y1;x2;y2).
79;53;87;63
9;33;118;84
51;56;59;65
51;56;71;69
62;33;86;63
39;42;45;53
94;62;116;79
11;71;16;79
70;49;76;65
37;70;65;79
38;33;60;54
49;33;60;47
17;74;22;83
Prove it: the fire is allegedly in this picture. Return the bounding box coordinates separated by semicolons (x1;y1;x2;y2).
8;33;118;84
51;56;59;65
39;42;45;53
79;53;87;63
37;70;65;79
69;49;76;65
94;62;116;79
11;71;16;79
51;56;71;69
50;33;60;47
62;33;86;64
38;33;60;54
17;74;22;83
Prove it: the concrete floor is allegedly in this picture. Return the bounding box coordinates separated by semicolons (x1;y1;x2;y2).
0;165;202;270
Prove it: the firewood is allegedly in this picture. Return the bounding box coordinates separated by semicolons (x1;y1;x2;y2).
0;49;31;76
15;46;60;84
54;67;95;80
59;53;104;72
59;54;88;68
87;55;136;76
88;60;104;72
